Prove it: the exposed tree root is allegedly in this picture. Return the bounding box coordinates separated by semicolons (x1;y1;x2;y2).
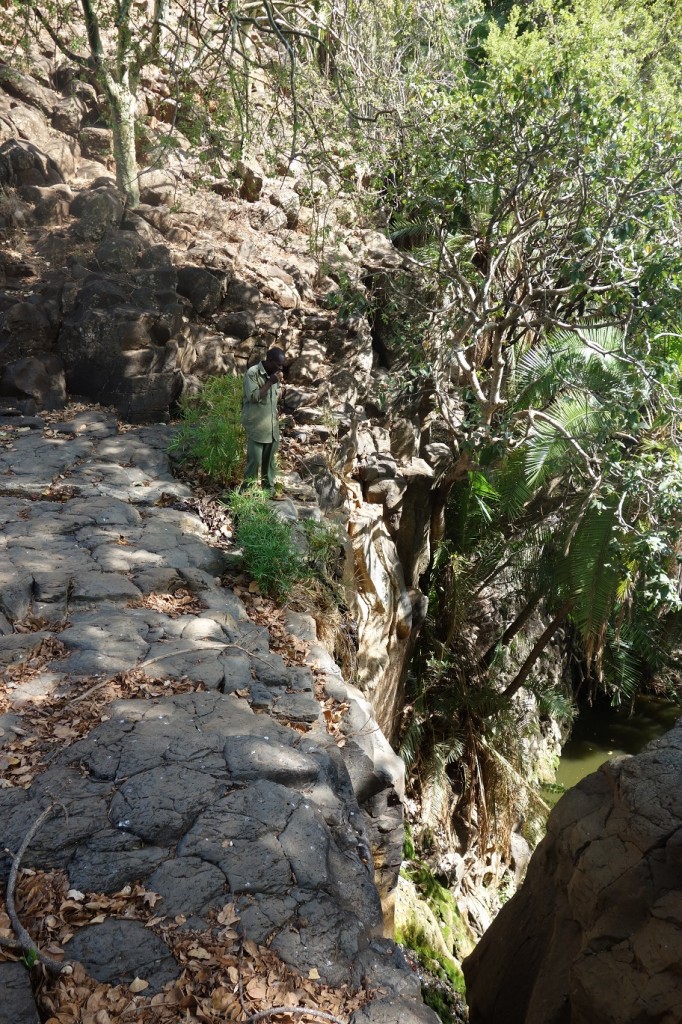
2;803;72;975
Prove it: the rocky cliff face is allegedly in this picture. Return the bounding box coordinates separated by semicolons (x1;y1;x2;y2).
0;49;446;745
463;721;682;1024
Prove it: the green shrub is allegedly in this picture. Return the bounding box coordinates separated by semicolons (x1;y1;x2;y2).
169;375;245;485
421;980;468;1024
228;487;309;600
403;823;416;860
301;518;343;577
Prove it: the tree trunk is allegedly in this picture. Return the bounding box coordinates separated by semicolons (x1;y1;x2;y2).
151;0;170;56
479;588;543;670
501;600;573;701
104;78;139;207
80;0;139;207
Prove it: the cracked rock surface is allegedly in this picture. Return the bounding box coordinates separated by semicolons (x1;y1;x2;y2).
0;410;434;1022
464;721;682;1024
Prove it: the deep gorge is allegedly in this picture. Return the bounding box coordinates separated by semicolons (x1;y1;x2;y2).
2;2;682;1020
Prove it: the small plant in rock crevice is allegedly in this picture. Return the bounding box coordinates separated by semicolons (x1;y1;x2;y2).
396;918;466;994
420;978;469;1024
301;518;344;579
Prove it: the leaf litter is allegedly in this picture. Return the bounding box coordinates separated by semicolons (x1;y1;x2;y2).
0;663;205;790
0;869;371;1024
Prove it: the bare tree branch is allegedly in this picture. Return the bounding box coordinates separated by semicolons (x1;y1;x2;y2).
2;803;73;976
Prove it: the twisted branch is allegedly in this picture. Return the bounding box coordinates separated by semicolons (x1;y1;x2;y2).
2;803;72;975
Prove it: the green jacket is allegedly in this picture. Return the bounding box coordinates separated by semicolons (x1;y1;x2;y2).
241;362;281;443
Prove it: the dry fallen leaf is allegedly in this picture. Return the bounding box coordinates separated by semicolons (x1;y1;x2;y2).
129;977;149;993
210;987;237;1012
139;889;162;907
187;946;212;960
216;903;239;926
246;977;268;1000
308;968;321;980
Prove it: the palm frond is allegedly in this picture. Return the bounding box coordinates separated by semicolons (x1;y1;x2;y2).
562;502;620;648
389;218;435;247
512;324;631;415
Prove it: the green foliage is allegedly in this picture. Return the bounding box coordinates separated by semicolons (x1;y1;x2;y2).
420;982;466;1024
301;518;343;578
227;487;310;601
169;375;245;486
407;316;682;855
395;863;470;995
20;948;38;970
508;325;682;679
376;0;682;430
322;269;371;323
403;822;416;860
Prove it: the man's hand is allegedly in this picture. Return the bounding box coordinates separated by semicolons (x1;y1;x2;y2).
270;370;284;384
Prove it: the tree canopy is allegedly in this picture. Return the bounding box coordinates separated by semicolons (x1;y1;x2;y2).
8;0;682;848
376;0;682;844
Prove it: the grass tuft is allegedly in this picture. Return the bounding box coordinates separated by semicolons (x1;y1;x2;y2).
169;375;245;485
228;486;309;601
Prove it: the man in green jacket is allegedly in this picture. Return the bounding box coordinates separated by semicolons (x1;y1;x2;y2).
241;347;285;492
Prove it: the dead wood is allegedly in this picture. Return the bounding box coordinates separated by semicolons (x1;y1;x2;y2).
2;803;73;975
240;1009;348;1024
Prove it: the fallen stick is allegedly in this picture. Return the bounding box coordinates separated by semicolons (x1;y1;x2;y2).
2;803;72;975
240;1009;347;1024
66;642;274;708
67;678;114;705
137;642;274;670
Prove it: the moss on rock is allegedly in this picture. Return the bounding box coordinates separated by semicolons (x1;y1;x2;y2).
394;870;472;995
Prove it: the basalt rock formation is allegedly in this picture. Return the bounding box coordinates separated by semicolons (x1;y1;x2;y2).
0;410;429;1023
0;49;450;745
463;722;682;1024
0;40;454;1022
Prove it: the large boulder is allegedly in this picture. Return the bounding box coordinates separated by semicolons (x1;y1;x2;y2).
0;962;39;1024
94;228;150;272
57;255;184;420
52;95;87;136
70;184;125;240
176;264;230;314
0;101;80;177
58;305;181;420
0;138;63;188
78;126;113;162
0;354;66;410
23;182;74;224
0;63;57;116
464;721;682;1024
0;300;57;361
